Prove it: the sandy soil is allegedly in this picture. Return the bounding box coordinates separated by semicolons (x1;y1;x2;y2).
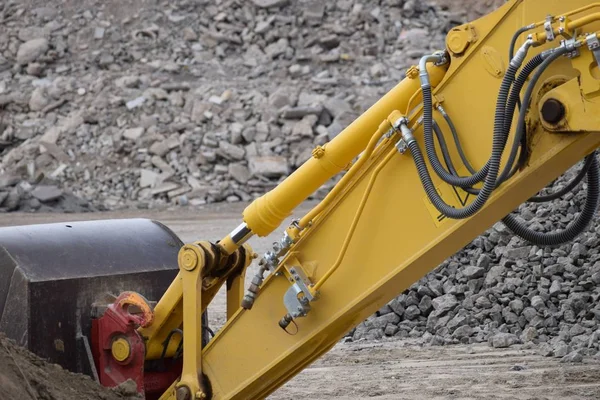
2;206;600;399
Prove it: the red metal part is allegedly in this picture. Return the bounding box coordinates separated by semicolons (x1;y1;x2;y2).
91;292;182;399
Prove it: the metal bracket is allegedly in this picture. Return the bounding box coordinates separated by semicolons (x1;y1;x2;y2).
283;284;310;318
391;116;410;154
562;37;581;59
283;266;317;319
544;15;555;42
262;232;294;272
586;34;600;66
384;127;395;139
395;138;408;154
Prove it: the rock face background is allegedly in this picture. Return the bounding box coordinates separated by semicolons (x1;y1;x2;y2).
0;0;500;212
4;0;596;363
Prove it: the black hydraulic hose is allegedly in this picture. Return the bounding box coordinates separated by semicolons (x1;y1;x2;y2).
431;119;482;196
509;25;534;110
432;120;485;197
510;125;529;177
501;54;544;160
462;54;546;194
502;153;600;246
425;55;544;191
437;106;476;174
509;26;534;63
423;106;486;187
529;155;594;202
497;47;568;184
410;62;519;219
432;120;458;174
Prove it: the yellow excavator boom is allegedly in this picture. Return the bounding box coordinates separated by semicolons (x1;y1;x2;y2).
135;1;600;398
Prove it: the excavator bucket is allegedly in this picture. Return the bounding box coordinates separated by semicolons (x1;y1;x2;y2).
0;218;183;377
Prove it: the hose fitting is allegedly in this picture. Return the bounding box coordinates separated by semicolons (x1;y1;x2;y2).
419;53;446;88
398;121;416;145
391;117;412;153
510;38;534;68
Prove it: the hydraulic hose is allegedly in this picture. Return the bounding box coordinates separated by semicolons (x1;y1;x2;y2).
432;120;457;174
529;155;594;203
407;40;535;218
509;25;535;63
437;105;476;174
509;25;535;109
502;153;600;246
408;58;520;219
423;91;489;187
426;55;545;190
496;47;568;184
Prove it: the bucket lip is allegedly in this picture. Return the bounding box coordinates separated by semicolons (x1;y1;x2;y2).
0;218;181;282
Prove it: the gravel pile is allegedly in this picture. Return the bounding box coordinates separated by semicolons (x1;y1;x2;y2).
0;0;497;212
350;163;600;362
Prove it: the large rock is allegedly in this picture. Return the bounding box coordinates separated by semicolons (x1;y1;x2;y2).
463;266;485;279
31;185;63;202
218;141;245;161
431;294;458;316
249;156;289;178
29;87;49;111
489;333;519;349
0;174;20;189
228;164;251;184
17;38;49;65
560;350;583;363
139;169;159;188
123;127;145;140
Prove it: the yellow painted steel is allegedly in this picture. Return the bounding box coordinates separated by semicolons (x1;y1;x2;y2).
177;244;207;398
186;1;600;399
242;63;448;237
298;119;393;230
226;272;246;320
217;235;237;255
139;243;253;361
311;148;397;294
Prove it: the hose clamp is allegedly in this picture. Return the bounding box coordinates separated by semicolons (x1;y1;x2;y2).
392;117;414;154
396;139;409;154
561;37;581;58
544;15;555;42
586;34;600;66
392;116;409;132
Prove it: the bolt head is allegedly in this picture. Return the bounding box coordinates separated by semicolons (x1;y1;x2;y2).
110;337;131;363
541;98;566;124
176;386;191;400
180;248;198;271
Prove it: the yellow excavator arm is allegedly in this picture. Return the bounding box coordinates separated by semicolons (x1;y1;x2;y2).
133;1;600;398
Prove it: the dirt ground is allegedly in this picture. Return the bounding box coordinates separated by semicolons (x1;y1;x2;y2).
1;206;600;399
0;333;138;400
